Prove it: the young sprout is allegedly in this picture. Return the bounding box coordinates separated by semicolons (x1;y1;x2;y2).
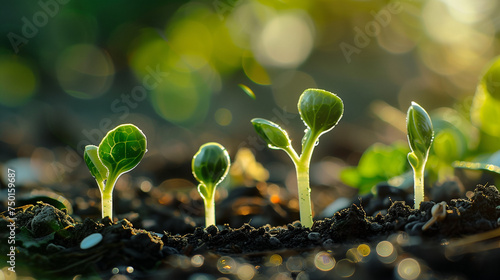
406;102;434;209
252;88;344;228
84;124;147;220
192;142;231;227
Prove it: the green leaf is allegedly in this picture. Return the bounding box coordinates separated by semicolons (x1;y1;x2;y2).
340;142;410;194
197;184;210;201
407;152;419;169
84;145;108;188
481;56;500;101
471;83;500;137
17;227;55;248
453;161;500;176
406;102;434;167
298;88;344;136
432;128;461;163
453;150;500;176
251;118;291;150
98;124;147;179
430;107;473;161
192;142;231;200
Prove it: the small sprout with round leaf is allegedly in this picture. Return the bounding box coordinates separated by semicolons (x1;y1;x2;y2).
406;102;434;209
192;142;231;227
251;88;344;228
84;124;147;220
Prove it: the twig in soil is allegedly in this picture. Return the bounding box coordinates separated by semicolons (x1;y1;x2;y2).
446;227;500;256
47;250;106;273
422;201;450;231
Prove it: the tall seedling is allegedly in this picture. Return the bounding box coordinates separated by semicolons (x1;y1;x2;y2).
406;102;434;209
252;89;344;228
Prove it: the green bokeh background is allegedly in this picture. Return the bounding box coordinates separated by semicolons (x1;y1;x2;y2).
1;0;499;188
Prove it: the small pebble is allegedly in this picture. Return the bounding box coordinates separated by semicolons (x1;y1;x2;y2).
407;214;417;222
322;239;334;248
308;232;320;241
206;225;218;236
370;223;383;231
269;237;281;246
80;233;103;249
162;246;180;256
269;228;280;235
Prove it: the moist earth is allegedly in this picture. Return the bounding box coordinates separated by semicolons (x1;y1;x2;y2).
2;185;500;279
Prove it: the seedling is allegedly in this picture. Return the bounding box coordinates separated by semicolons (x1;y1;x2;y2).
252;88;344;228
406;102;434;209
84;124;147;220
192;142;231;227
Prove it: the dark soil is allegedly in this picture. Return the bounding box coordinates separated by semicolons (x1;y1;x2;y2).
3;184;500;279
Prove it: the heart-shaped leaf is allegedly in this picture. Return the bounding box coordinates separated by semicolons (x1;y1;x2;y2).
298;88;344;136
98;124;147;180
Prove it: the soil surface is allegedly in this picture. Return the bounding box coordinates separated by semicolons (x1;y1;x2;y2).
2;185;500;279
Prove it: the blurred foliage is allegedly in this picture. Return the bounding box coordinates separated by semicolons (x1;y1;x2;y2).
2;0;500;198
340;142;409;194
471;56;500;139
450;57;500;181
427;107;478;182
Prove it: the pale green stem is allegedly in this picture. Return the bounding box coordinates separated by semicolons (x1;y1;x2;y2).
413;166;425;210
285;131;320;228
101;190;113;220
296;165;313;228
204;195;216;227
101;172;119;220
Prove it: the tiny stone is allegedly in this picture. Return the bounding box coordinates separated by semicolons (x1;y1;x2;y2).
322;239;334;248
292;221;302;228
308;232;320;241
370;223;383;231
162;246;180;256
80;233;103;250
269;237;281;246
270;228;280;235
206;225;218;236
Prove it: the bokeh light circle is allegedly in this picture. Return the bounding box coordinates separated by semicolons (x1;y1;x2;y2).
0;56;37;107
256;12;314;68
56;44;114;99
397;258;421;280
314;251;335;271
